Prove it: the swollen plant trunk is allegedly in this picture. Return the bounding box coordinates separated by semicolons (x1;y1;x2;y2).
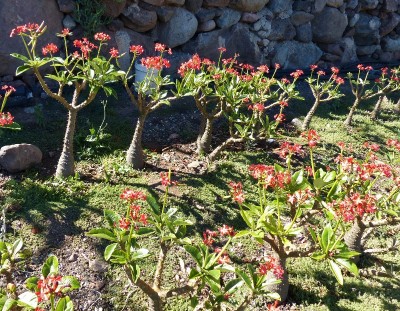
394;98;400;115
208;137;243;162
56;109;78;178
267;253;289;302
126;113;147;169
197;117;213;155
302;98;320;131
344;98;360;127
344;217;366;263
370;96;384;120
196;115;207;148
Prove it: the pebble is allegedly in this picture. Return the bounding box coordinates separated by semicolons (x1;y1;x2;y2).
89;259;108;273
188;160;202;168
68;253;78;262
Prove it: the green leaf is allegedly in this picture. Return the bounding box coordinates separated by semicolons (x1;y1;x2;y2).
15;65;32;76
329;260;343;285
1;122;21;130
87;228;117;242
266;292;281;301
313;178;326;190
11;239;23;257
10;53;30;62
188;268;201;279
104;243;118;261
240;209;254;229
184;245;203;267
165;208;178;218
55;297;67;311
146;192;161;215
236;267;253;290
128;263;141;282
60;276;80;292
321;225;333;252
25;276;39;291
130;248;150;261
335;258;359;276
1;298;16;311
224;279;244;294
42;255;59;277
104;209;121;228
234;230;251;238
17;292;37;309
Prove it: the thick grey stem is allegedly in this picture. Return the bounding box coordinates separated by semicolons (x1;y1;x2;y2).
344;217;366;263
370;96;384;120
153;243;169;291
126;113;147;169
302;98;320;131
266;252;289;302
196;115;207;148
197;117;213;155
55;109;78;178
208;137;243;162
395;99;400;115
344;98;360;127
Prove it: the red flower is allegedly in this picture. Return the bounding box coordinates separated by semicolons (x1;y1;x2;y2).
229;181;245;204
109;47;119;58
258;256;284;279
141;56;170;70
290;69;304;79
42;43;59;56
257;65;269;73
274;113;285;123
10;25;27;37
36;275;63;302
155;43;167;52
357;64;364;71
94;32;111;41
2;85;16;96
301;129;320;148
274;63;281;69
218;47;227;53
279;101;288;108
218;224;235;237
317;70;325;76
120;189;147;201
331;67;339;74
0;112;14;127
57;28;72;37
203;230;218;246
335;76;345;85
130;45;144;55
310;64;318;70
119;218;131;230
218;253;231;264
160;172;177;187
363;141;380;152
278;141;303;159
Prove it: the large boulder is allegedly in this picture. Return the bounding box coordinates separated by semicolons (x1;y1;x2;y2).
354;13;381;46
268;0;293;14
0;144;42;173
215;8;242;29
121;5;158;32
1;0;63;76
182;23;263;65
360;0;379;10
312;7;347;43
101;0;127;18
272;41;323;69
229;0;270;12
158;8;198;48
268;18;296;41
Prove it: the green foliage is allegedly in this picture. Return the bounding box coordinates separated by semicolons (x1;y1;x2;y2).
74;0;112;36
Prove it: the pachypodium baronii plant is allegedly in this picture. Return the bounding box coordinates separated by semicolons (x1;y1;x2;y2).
119;43;174;169
228;130;362;301
302;65;344;131
344;65;398;127
0;240;79;311
370;67;400;120
88;172;281;311
10;23;123;178
0;85;21;134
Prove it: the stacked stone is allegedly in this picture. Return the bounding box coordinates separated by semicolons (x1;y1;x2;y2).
2;0;400;89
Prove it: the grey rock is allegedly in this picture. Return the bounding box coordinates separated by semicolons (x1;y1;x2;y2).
290;11;314;26
216;8;242;28
101;0;127;18
229;0;270;12
0;144;42;173
185;0;203;13
156;6;175;22
196;8;217;23
121;5;158;32
347;0;359;9
295;22;313;42
62;15;76;30
253;17;271;32
314;0;327;12
340;37;359;64
203;0;230;7
268;18;296;41
349;13;360;27
382;36;400;52
360;0;379;10
312;7;348;43
188;160;202;168
272;41;323;69
326;0;343;8
293;0;313;12
158;8;198;48
57;0;75;13
380;13;400;36
354;13;381;45
356;44;380;55
268;0;293;14
166;0;185;5
68;253;78;262
291;118;303;129
182;23;264;65
115;31;131;72
198;20;217;32
384;0;398;12
241;12;262;23
89;259;108;273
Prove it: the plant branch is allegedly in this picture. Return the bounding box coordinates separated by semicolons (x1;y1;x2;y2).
362;217;400;228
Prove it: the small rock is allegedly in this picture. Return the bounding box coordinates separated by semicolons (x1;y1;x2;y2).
63;15;77;30
188;160;202;168
0;144;42;173
89;259;108;273
169;133;180;140
23;107;36;114
241;12;261;23
291;118;303;129
68;253;78;262
93;280;106;290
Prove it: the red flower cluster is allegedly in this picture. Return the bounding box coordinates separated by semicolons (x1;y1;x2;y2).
287;189;314;206
0;112;14;126
290;69;304;79
130;45;144;55
36;275;63;302
357;64;373;71
338;193;377;222
248;103;265;112
120;189;147;201
258;256;284;279
141;56;170;70
155;43;172;54
301;129;320;148
42;43;59;56
94;32;111;41
387;139;400;152
248;164;291;189
57;28;72;38
2;85;16;96
218;47;227;53
257;65;269;73
73;38;98;59
10;23;41;37
178;54;202;77
160;172;177;187
277;141;303;159
274;113;285;123
109;47;119;58
203;229;218;246
228;181;245;204
363;141;380;152
218;224;235;237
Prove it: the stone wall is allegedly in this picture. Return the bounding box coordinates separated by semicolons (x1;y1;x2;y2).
2;0;400;92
